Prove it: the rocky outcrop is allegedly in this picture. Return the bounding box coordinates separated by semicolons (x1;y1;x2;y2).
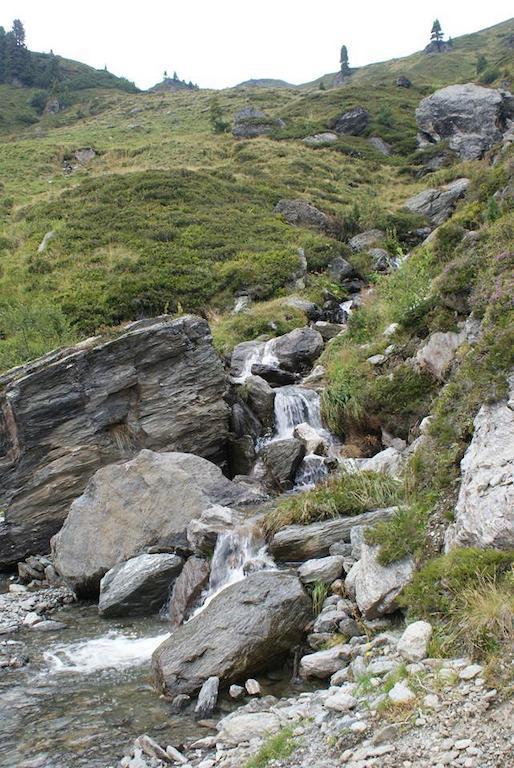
274;199;338;236
270;508;397;561
416;84;514;160
260;439;306;491
346;542;415;619
98;553;184;618
52;450;260;595
152;570;312;696
332;107;369;136
445;374;514;551
232;107;285;138
403;178;470;225
0;315;229;569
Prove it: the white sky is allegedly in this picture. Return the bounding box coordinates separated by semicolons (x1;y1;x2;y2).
1;1;512;89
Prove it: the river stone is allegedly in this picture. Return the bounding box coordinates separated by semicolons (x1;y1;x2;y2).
298;556;344;585
397;621;433;662
0;315;229;569
168;556;210;627
52;450;259;596
349;542;415;619
445;373;514;551
217;711;281;745
98;553;184;617
187;506;243;555
415;83;514;160
260;438;306;491
270;507;397;561
152;570;311;696
271;327;324;373
299;644;352;679
403;178;470;225
195;676;220;718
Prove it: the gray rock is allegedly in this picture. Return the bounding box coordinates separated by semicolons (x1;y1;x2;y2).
368;248;394;272
229;684;245;699
74;147;96;164
270;507;397;561
397;620;433;662
328;256;356;282
168;556;210;627
416;83;514;159
445;374;514;550
303;132;338;146
260;439;306;491
312;321;346;341
52;450;258;596
368;136;392;155
217;711;281;745
98;553;184;617
334;106;369;135
152;570;311;696
245;678;261;695
37;230;55;253
293;422;328;455
350;542;415;619
274;199;337;236
415;329;465;379
360;447;406;479
232;106;285;138
187;506;241;555
298;556;344;585
396;76;411;88
195;676;219;718
250;365;297;387
404;178;470;225
228;435;256;476
349;230;385;252
0;315;229;569
271;327;324;372
299;644;352;678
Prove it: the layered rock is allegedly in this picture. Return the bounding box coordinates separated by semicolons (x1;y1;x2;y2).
404;178;470;225
416;83;514;160
0;316;229;569
445;374;514;550
168;556;210;627
52;450;260;595
152;570;312;696
332;107;369;136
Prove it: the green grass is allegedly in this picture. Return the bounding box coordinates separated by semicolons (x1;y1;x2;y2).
265;470;404;533
309;580;330;615
243;726;298;768
365;502;430;565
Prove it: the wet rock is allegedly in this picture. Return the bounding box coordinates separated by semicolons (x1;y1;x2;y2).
52;450;257;596
349;230;385;252
228;435;256;476
404;178;470;225
270;507;397;561
152;571;311;696
349;542;415;619
250;364;298;387
398;620;433;662
98;553;184;618
260;439;306;491
271;327;324;373
0;315;229;569
241;375;276;426
298;556;344;585
168;556;210;627
333;106;369;135
293;422;328;455
416;83;514;160
445;374;514;550
195;676;220;718
187;506;242;555
274;199;338;236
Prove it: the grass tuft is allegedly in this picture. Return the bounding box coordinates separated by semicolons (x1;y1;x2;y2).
244;726;298;768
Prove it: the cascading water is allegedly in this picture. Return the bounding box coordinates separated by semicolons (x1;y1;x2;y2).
233;338;279;383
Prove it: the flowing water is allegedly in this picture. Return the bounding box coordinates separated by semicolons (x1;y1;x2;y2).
232;338;279;383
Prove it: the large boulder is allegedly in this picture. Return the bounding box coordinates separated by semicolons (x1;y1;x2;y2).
152;570;312;696
404;178;470;225
445;374;514;551
333;106;369;135
270;507;397;561
274;199;337;236
52;450;260;595
232;106;285;138
241;375;276;428
98;553;184;618
415;329;465;380
415;84;514;160
0;315;229;569
298;555;344;585
260;439;306;491
347;541;415;619
271;327;324;373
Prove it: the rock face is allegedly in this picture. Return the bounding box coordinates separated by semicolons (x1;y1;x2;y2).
403;178;470;225
348;542;415;619
232;106;285;138
0;316;229;569
274;199;337;236
445;375;514;551
260;439;306;491
152;570;312;696
52;450;259;595
98;553;183;618
270;508;397;561
333;107;369;135
415;84;514;160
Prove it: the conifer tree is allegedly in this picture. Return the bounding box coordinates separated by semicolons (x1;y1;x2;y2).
5;19;32;85
340;45;350;76
430;19;444;51
0;27;6;84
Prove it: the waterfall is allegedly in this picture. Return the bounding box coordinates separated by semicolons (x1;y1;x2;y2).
233;338;279;383
273;386;324;440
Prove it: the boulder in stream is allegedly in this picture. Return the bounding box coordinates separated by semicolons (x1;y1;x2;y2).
271;327;324;373
98;553;184;618
168;555;210;627
152;570;312;696
260;438;306;491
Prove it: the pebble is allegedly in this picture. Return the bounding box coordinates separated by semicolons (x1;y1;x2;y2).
388;681;416;704
245;679;261;696
454;739;472;750
459;665;482;680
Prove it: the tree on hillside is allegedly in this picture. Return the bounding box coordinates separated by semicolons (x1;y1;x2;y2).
163;70;168;79
4;19;33;85
430;19;444;51
0;27;6;83
340;45;350;76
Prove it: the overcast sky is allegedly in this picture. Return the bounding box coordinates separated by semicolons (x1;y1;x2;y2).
1;2;512;89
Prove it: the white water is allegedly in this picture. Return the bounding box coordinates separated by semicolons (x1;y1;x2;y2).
233;339;279;382
273;386;324;440
339;299;354;320
43;630;169;674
